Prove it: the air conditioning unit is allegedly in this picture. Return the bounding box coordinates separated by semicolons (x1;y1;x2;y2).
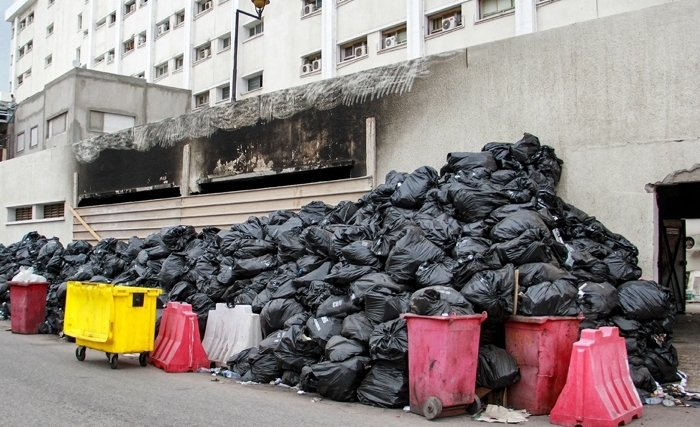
384;36;397;49
204;1;212;10
303;4;316;16
107;53;115;62
354;45;367;57
442;16;458;31
157;24;167;35
138;37;146;46
687;235;700;251
128;4;136;14
312;59;321;71
301;63;313;74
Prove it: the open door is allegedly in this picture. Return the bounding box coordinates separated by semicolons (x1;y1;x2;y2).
659;219;686;313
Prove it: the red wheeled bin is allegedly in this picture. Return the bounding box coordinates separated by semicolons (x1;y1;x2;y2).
505;315;582;415
7;281;49;334
402;312;487;420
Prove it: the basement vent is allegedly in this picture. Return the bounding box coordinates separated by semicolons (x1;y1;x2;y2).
15;206;32;221
43;202;65;218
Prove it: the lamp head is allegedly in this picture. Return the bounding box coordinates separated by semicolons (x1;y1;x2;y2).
251;0;269;18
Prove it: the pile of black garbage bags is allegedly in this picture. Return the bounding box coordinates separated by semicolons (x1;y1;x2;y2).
0;133;678;405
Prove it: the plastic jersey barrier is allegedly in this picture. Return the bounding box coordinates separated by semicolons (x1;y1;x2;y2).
202;303;262;367
150;302;210;373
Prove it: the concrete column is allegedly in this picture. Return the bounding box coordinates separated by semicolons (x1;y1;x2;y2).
183;0;195;92
115;3;124;74
366;118;377;188
181;144;191;197
145;0;157;82
321;0;337;80
515;0;537;36
406;0;425;60
10;17;18;93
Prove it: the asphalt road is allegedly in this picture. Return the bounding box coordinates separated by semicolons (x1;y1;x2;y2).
0;320;697;426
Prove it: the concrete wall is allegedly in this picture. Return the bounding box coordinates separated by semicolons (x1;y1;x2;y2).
373;0;700;277
0;144;76;245
686;219;700;271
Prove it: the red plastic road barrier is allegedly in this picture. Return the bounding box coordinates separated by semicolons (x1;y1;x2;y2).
550;327;643;427
402;312;487;420
7;281;49;334
505;315;582;415
150;302;210;373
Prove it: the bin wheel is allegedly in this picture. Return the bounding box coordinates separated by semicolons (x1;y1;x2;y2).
467;395;482;415
139;352;149;367
75;346;86;362
423;397;443;420
108;353;118;369
106;353;111;360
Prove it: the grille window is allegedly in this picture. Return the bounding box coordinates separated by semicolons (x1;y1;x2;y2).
15;207;32;221
43;203;64;218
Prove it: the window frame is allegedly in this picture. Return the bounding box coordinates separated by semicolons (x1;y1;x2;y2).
301;52;322;76
219;85;231;102
194;43;212;63
12;206;33;222
29;126;38;147
219;34;232;52
479;0;515;20
46;23;54;37
47;112;68;139
427;7;464;36
155;62;169;79
45;54;53;67
196;0;214;16
17;132;25;152
195;91;210;108
339;38;368;63
174;55;185;71
247;21;264;39
246;74;263;92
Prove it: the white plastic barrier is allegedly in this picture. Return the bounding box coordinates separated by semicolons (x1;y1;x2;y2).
688;271;700;302
202;304;262;367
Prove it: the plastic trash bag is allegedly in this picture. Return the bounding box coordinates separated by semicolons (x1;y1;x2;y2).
306;316;344;350
364;289;411;325
490;210;552;243
516;262;570;289
161;225;196;252
250;353;282;383
477;345;521;390
316;295;359;318
11;266;47;283
481;142;519;171
356;364;409;408
325;336;367;362
617;280;670;321
629;364;656;393
302;227;335;260
302;357;370;402
604;252;642;284
409;286;474;316
350;273;407;300
460;264;515;324
273;325;323;372
644;346;679;384
234;254;277;278
492;229;554;265
325;263;377;285
341;312;374;343
276;232;306;263
260;298;306;337
369;319;408;371
385;228;445;284
511;133;541;165
158;254;187;292
577;282;618;320
390;166;439;209
414;213;462;251
519;279;579;316
340;240;382;268
443;151;498;174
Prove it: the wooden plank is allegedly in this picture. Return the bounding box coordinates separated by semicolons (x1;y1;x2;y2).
68;204;101;241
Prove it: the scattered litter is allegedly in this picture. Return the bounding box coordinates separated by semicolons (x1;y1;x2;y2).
311;397;323;403
474;404;530;424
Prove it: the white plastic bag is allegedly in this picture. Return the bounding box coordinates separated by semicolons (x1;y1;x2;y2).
11;266;47;283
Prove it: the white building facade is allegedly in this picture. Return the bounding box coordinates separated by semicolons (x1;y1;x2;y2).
5;0;680;108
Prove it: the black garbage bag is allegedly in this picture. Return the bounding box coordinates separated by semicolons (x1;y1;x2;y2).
453;237;492;259
234;254;276;278
517;263;570;289
385;228;444;284
325;262;377;285
390;166;439;209
252;289;272;314
273;325;323;372
443;152;498;174
161;225;196;252
231;217;266;240
306;316;343;350
261;298;306;337
492;229;555;265
265;217;303;241
414;213;462;251
64;240;92;256
233;288;258;305
629;364;657;393
67;264;96;282
277;232;306;263
158;254;187;292
281;370;301;387
340;241;382;268
302;357;370;402
356;364;409;408
415;259;455;288
227;347;259;376
234;239;276;259
369;319;408;371
482;142;519;170
292;261;332;287
364;289;411;325
284;312;310;328
351;273;408;300
259;329;287;354
297;281;333;313
501;177;537;204
169;280;197;302
302;227;335;260
617;280;670;321
511;133;541;164
38;239;63;265
644;346;679;384
186;293;216;338
490;210;552;242
342;312;374;343
331;225;371;258
316;295;359;318
296;255;325;275
449;181;510;223
604;252;642;284
299;201;334;227
477;345;521;389
409;286;474;316
323;201;359;226
519;279;579;316
325;336;367;362
250;353;282;383
577;282;618;320
461;221;490;238
460;264;514;323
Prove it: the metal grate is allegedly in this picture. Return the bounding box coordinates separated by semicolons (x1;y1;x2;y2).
43;202;64;218
15;206;32;221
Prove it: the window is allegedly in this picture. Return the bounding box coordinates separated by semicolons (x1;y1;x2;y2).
195;43;212;62
155;62;168;79
107;49;115;63
428;8;463;35
24;68;32;78
174;55;184;71
96;17;107;29
26;40;33;52
195;92;210;108
175;10;186;27
76;47;81;62
30;126;38;147
157;19;170;37
125;1;136;16
303;0;322;16
123;38;135;54
46;23;54;36
17;132;25;151
45;55;52;67
134;71;145;79
94;54;105;65
197;0;213;15
246;74;263;92
140;0;148;7
18;19;26;31
18;46;25;58
27;12;34;24
381;25;407;49
13;207;32;221
47;113;67;138
248;21;264;38
339;39;367;63
480;0;514;18
78;13;83;30
301;52;321;75
109;12;117;25
219;34;231;51
89;111;135;133
83;29;89;37
17;75;23;86
48;0;55;6
137;32;147;47
43;203;64;219
219;85;230;101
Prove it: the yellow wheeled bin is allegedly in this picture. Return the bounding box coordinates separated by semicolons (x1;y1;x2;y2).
64;281;161;369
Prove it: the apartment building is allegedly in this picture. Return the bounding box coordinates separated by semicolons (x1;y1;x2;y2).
5;0;679;108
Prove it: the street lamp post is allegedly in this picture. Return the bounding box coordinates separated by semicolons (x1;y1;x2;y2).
231;0;270;102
